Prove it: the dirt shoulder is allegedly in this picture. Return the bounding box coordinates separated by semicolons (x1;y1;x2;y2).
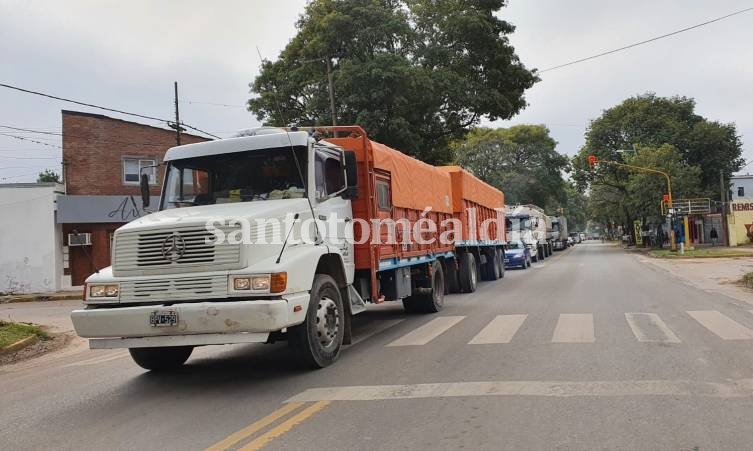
638;254;753;306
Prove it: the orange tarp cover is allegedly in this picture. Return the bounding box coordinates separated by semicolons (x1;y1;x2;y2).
439;166;504;211
372;141;453;214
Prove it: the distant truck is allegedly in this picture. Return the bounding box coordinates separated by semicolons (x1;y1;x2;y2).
71;126;506;371
551;216;569;251
505;204;553;261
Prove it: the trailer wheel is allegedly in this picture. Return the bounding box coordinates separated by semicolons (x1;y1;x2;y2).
289;274;344;368
447;258;461;293
496;249;505;279
128;346;193;371
459;252;477;293
483;249;500;281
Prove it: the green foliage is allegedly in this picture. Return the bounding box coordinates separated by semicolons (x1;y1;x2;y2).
574;93;744;230
453;124;570;210
0;321;47;348
37;169;60;183
249;0;537;164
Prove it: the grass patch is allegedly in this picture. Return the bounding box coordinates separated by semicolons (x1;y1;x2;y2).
0;320;47;348
742;272;753;289
649;248;753;259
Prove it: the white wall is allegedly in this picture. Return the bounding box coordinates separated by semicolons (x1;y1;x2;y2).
0;184;63;294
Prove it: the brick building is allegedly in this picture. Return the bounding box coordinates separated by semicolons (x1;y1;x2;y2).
57;110;209;286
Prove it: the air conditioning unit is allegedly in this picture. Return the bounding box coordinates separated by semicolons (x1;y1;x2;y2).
68;233;92;246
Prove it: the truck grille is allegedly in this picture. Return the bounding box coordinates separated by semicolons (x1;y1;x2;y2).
119;275;228;303
113;225;242;275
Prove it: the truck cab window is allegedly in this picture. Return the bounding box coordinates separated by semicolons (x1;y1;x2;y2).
376;180;391;210
315;151;345;198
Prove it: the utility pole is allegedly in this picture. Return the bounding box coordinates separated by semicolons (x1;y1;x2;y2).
325;57;337;127
173;81;181;146
720;170;729;246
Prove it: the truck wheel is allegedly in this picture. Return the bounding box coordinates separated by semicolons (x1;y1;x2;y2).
459;252;477;293
484;249;500;281
289;274;344;369
420;261;445;312
496;250;505;279
128;346;193;371
447;258;461;293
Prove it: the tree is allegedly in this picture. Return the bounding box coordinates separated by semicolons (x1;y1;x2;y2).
573;93;743;236
249;0;537;164
573;93;743;197
454;125;569;209
37;169;60;183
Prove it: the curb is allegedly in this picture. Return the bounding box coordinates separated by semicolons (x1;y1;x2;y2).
0;335;39;355
0;293;82;304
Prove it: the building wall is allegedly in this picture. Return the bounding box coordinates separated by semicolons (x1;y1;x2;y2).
730;176;753;201
62;110;208;196
0;184;64;294
727;199;753;246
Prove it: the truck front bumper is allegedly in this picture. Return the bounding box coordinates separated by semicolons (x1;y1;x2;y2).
71;293;309;349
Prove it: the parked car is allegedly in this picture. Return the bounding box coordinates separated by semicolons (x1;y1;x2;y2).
504;240;532;269
567;236;574;246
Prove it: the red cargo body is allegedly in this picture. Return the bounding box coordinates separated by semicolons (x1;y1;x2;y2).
324;127;455;299
440;166;505;244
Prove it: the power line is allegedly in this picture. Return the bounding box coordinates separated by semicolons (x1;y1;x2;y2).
0;124;179;147
539;7;753;73
0;82;220;139
0;133;62;149
0;155;60;160
181;100;247;108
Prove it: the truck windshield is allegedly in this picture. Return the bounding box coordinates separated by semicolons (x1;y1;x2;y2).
161;146;307;209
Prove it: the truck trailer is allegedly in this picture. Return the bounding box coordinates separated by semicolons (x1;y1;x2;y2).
505;204;553;261
70;126;505;370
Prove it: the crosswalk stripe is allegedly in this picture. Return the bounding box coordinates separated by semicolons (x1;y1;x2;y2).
468;315;527;344
625;313;680;343
687;310;753;340
387;316;465;346
552;314;594;343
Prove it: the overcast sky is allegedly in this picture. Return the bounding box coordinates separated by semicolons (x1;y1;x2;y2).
1;0;751;183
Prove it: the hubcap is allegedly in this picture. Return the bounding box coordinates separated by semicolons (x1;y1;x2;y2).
315;297;339;348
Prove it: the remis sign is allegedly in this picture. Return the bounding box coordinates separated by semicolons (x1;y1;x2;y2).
732;202;753;212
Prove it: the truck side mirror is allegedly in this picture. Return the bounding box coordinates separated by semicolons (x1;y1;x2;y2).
343;150;358;199
140;173;150;208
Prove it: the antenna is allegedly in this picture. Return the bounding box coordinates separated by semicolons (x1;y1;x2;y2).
255;46;322;246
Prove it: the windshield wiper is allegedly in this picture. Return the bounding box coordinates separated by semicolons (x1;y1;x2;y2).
168;199;197;205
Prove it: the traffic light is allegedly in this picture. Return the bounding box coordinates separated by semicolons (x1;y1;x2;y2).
588;155;597;169
662;194;670;203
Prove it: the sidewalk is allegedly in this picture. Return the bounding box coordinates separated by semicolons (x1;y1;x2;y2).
0;290;82;304
637;254;753;306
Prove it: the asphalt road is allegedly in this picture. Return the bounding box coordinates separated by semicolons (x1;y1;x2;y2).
4;243;753;450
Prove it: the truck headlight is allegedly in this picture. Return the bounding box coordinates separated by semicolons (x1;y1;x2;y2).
230;273;287;294
88;284;119;298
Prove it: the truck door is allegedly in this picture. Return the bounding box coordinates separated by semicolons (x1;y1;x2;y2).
314;150;355;282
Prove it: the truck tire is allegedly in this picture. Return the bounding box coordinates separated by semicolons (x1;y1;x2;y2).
289;274;344;369
496;249;505;279
483;249;500;281
447;258;461;294
128;346;193;371
459;252;477;293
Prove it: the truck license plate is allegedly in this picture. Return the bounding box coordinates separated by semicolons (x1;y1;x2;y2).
149;310;178;327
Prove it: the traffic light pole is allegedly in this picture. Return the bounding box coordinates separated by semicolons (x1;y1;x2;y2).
590;158;676;250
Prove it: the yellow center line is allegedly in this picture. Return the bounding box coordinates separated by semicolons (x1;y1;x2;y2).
238;401;331;451
204;402;305;451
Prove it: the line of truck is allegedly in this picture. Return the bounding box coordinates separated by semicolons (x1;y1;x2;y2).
70;125;572;371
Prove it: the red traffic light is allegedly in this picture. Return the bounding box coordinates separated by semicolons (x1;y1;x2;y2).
663;194;670;202
587;155;597;168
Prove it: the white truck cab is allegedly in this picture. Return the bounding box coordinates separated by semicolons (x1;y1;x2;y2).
71;129;361;370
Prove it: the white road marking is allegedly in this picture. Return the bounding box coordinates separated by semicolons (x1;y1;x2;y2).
348;319;405;346
286;378;753;402
468;314;527;344
687;310;753;340
63;351;129;367
625;313;681;343
551;313;595;343
387;316;465;347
